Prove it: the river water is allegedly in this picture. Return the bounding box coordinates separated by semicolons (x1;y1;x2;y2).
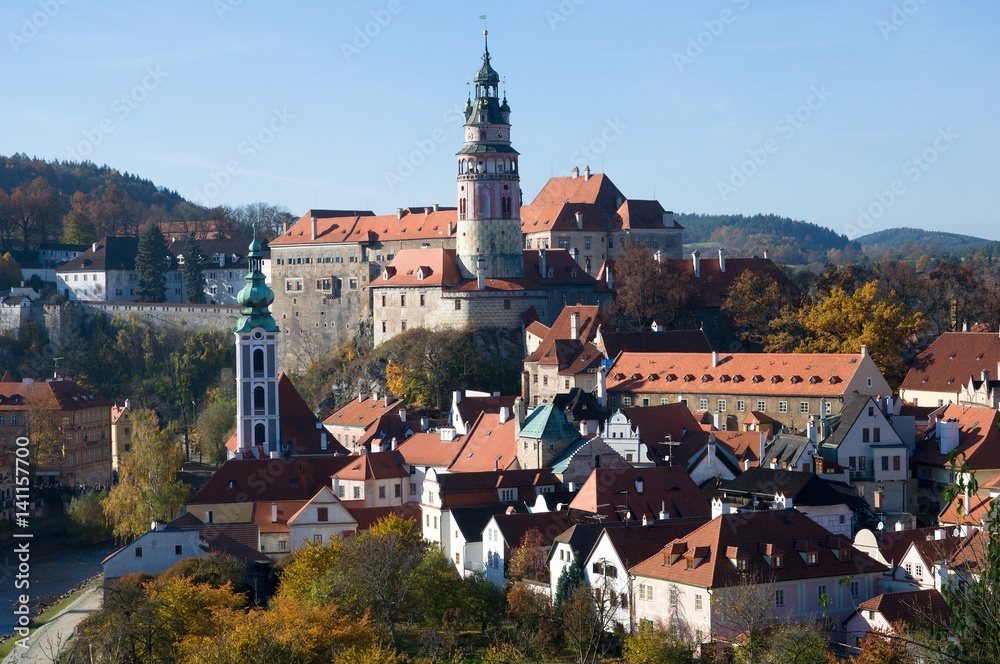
0;536;116;635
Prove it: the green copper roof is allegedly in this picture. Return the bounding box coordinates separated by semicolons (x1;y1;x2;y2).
234;232;278;333
519;403;580;440
475;32;500;85
456;144;520;156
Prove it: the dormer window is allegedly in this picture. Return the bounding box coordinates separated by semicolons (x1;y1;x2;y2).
773;555;783;569
807;552;817;565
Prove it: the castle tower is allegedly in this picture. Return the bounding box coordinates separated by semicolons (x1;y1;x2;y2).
456;31;524;280
234;232;280;457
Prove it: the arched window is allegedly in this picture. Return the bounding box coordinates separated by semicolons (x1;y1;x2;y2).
253;348;264;376
254;386;265;412
254;423;265;447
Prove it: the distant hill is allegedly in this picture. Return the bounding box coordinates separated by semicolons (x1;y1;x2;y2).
855;228;989;252
0;153;190;212
677;213;858;265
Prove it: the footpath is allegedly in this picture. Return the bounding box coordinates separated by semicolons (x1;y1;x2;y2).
2;584;103;663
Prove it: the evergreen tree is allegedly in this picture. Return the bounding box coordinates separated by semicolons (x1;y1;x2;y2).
134;223;168;302
554;551;585;607
181;231;206;303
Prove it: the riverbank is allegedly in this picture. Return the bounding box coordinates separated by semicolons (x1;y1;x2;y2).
0;576;101;660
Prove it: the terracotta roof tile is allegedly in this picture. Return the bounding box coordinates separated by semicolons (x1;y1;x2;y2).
855;589;951;630
331;450;409;481
631;509;886;588
324;394;403;429
395;432;464;468
901;332;1000;394
608;352;876;397
913;404;1000;470
447;411;519;473
568;466;710;522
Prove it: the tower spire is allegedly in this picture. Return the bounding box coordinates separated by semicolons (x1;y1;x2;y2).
455;29;523;281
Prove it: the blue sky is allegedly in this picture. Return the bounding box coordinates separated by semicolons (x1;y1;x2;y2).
2;1;997;240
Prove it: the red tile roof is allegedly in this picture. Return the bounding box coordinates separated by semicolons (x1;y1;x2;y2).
447;411;519;473
270;208;455;247
323;394;403;430
599;519;710;569
876;527;957;568
251;500;307;533
631;509;885;588
331;450;409;481
454;395;517;432
524;305;606;375
855;589;950;631
430;469;560;510
529;173;624;211
912;404;1000;470
396;432;464;468
616;199;679;230
188;456;352;505
568;466;710;522
607;351;873;397
0;377;113;411
344;503;422;531
373;248;462;287
493;511;573;549
901;332;1000;394
938;493;993;527
663;256;799;309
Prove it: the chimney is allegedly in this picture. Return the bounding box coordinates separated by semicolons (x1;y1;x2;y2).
583;165;591;180
718;247;726;273
383;394;389;407
92;242;99;253
514;397;526;436
605;265;613;290
398;407;407;422
596;366;607;408
692;250;701;278
124;398;132;411
396;207;404;220
570;311;580;339
575;211;584;229
763;249;769;259
934;528;946;541
860;344;868;358
447;221;454;235
282;219;289;234
539;249;547;278
579;420;587;435
807;417;817;444
659;500;669;520
938;419;960;455
711;497;731;519
371;439;383;453
440;427;456;442
661;211;674;227
634;477;644;494
983;370;991;383
711;350;719;368
571;166;580;179
358;393;363;403
420;417;429;431
477;253;487;290
271;502;278;524
423;207;431;216
310;216;317;241
433;203;439;211
499;406;510;424
654;249;663;265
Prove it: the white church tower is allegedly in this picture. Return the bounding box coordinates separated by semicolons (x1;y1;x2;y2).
234;232;280;457
455;30;524;280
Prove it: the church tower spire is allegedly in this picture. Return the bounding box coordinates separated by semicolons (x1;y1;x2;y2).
234;230;281;457
455;30;523;280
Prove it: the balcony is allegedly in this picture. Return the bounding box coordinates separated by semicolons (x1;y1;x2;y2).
849;470;874;482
